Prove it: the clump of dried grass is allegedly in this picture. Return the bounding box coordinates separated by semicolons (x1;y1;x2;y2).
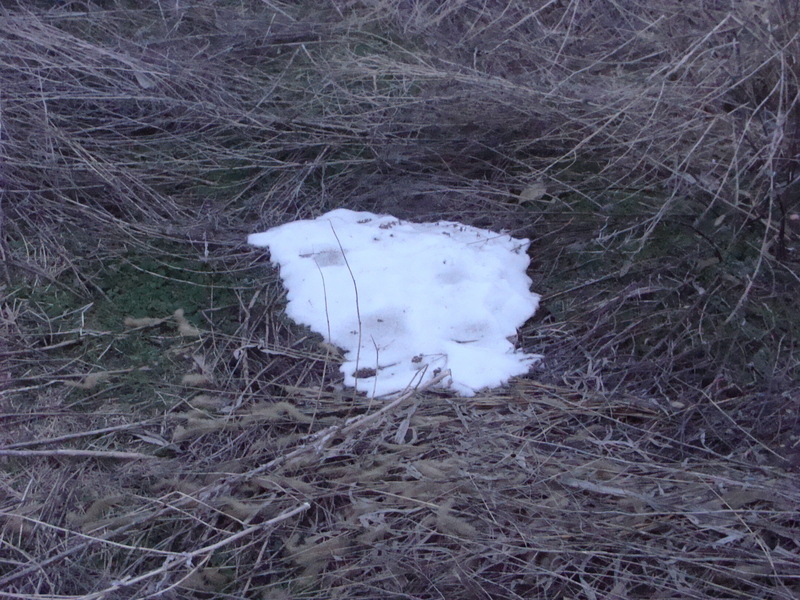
1;0;799;598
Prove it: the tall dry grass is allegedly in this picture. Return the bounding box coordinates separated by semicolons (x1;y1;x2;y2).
1;1;798;598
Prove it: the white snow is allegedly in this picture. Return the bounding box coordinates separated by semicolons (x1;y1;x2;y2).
248;208;541;397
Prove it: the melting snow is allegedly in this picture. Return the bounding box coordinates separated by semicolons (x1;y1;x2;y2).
248;208;541;397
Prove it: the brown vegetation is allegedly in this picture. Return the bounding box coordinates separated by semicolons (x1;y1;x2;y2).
1;1;798;598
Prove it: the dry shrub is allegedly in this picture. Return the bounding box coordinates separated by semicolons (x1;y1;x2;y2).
1;1;798;599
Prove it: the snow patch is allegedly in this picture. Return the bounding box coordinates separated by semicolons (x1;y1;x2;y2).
248;208;541;397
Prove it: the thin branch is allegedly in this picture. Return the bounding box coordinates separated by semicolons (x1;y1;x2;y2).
0;449;154;460
0;421;153;450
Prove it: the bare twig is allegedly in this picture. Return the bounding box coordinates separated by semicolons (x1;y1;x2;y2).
84;502;310;600
0;421;153;450
0;449;154;460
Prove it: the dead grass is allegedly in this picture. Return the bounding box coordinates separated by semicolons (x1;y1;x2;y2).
1;0;799;598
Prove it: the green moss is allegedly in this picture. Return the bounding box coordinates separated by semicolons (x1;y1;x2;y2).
8;240;244;410
95;249;236;326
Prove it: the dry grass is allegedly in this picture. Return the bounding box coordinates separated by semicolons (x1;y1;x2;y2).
1;0;799;598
